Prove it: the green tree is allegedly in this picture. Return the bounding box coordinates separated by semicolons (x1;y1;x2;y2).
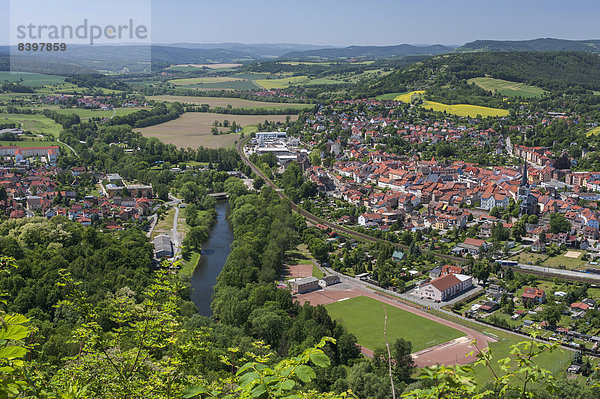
253;177;265;190
541;305;562;327
550;213;571;234
187;225;209;251
512;219;526;241
392;338;415;382
179;181;204;203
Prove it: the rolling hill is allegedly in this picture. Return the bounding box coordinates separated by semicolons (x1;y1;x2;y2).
458;38;600;54
281;44;455;60
360;51;600;96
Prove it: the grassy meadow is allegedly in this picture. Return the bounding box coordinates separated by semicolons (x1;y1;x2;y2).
0;114;62;137
0;71;65;86
468;77;546;98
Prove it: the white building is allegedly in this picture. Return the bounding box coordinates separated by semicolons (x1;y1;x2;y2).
256;131;287;145
418;273;473;301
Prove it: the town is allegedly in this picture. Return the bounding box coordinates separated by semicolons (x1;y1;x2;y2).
5;26;600;396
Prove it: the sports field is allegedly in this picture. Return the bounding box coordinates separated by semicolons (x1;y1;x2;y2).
429;310;572;385
393;91;509;118
147;95;312;110
325;296;465;351
468;77;545;98
136;112;295;149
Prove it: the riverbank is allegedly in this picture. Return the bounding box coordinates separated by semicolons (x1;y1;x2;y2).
189;201;234;316
180;251;201;276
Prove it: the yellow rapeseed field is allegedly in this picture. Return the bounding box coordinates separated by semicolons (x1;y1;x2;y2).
393;90;509;117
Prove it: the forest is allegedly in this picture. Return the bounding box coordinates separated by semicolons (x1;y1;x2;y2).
360;52;600;97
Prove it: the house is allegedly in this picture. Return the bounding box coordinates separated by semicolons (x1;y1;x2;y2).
318;275;341;288
289;276;319;294
453;238;487;256
521;287;545;304
441;264;463;276
392;250;405;262
531;240;546;253
567;364;582;374
153;234;173;259
358;213;383;226
26;195;43;210
486;284;506;300
571;302;590;312
429;266;442;279
418;273;473;301
583;298;597;308
479;301;500;312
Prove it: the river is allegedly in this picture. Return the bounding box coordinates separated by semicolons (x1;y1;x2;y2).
190;201;234;316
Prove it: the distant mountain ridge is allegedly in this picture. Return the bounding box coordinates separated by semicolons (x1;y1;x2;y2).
281;44;455;60
457;38;600;54
164;43;332;58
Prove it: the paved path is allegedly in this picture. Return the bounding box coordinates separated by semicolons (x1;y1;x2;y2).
146;214;157;238
171;206;182;259
57;138;79;157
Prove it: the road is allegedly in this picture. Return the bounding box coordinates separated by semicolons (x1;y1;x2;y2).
237;138;600;284
165;194;184;259
171;206;182;259
322;266;481;310
57;138;79;157
235;137;467;264
146;214;158;238
315;266;578;356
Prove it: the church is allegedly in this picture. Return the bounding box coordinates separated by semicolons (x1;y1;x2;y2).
518;160;537;216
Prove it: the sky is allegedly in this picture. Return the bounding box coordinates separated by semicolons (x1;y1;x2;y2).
2;0;600;46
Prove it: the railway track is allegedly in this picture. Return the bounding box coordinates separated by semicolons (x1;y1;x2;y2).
236;136;467;264
236;137;600;284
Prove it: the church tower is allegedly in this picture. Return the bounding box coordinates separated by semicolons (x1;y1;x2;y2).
519;160;535;215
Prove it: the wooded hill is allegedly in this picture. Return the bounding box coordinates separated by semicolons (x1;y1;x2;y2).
457;38;600;54
359;51;600;97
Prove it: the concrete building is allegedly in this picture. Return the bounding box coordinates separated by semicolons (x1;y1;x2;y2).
153;234;173;259
418;273;473;301
318;275;341;288
26;195;43;210
289;276;319;294
0;146;59;163
256;131;287;145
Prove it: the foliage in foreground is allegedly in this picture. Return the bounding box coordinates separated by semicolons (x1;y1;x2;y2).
2;253;600;399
